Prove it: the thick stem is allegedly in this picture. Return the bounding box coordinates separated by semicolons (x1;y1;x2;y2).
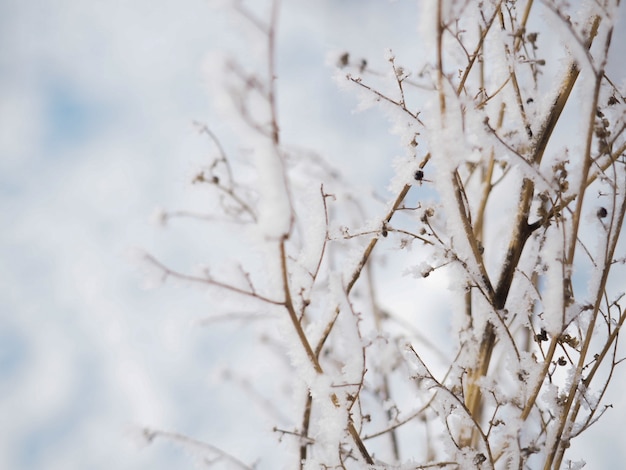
466;17;594;429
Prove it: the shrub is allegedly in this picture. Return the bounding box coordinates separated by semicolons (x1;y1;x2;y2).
143;1;626;468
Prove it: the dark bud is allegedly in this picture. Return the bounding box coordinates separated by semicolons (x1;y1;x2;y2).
535;328;548;342
414;170;424;181
381;222;389;237
557;357;567;366
597;207;608;218
525;124;533;138
473;453;487;465
192;172;206;184
338;52;349;68
608;95;618;106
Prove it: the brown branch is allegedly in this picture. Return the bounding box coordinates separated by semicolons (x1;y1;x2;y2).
456;1;504;96
345;183;412;295
142;428;253;470
142;253;284;305
347;75;424;123
279;238;322;374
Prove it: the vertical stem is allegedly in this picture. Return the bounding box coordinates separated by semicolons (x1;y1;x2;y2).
280;238;322;374
436;0;446;117
545;23;612;465
299;394;312;469
267;0;281;146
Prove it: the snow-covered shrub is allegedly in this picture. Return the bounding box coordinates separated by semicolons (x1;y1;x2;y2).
142;1;626;468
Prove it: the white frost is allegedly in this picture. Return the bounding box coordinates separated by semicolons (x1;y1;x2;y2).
542;225;566;335
253;138;292;239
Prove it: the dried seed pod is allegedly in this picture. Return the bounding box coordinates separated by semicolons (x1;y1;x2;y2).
535;328;548;342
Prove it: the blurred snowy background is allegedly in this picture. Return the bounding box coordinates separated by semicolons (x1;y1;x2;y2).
1;1;625;469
